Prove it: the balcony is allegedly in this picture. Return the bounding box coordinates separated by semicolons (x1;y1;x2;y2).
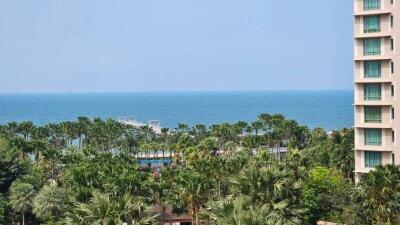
354;60;392;83
355;77;392;83
354;83;393;105
354;128;394;152
354;0;392;16
354;105;392;128
354;15;392;39
354;150;392;173
354;37;392;61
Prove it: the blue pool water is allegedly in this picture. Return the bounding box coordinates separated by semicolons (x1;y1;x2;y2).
138;158;173;167
0;91;353;130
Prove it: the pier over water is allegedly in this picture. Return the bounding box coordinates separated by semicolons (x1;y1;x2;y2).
118;117;163;134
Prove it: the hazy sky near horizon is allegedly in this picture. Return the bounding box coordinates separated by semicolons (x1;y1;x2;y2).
0;0;353;93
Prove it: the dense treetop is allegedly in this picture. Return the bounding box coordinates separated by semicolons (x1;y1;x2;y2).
0;114;398;225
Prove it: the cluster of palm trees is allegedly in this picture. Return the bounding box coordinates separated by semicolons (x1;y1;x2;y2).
0;114;399;225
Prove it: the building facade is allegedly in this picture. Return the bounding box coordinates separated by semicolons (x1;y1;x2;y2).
354;0;398;180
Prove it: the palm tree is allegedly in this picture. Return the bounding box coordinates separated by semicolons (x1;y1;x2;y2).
32;126;49;141
140;125;155;142
229;162;303;224
251;121;263;136
177;123;190;134
245;125;253;135
122;132;138;156
41;145;62;182
258;113;272;127
65;191;121;225
9;182;35;225
192;124;207;142
331;128;354;179
359;164;400;225
77;116;91;148
65;192;157;225
175;169;214;225
161;127;170;139
173;133;195;164
33;184;67;220
5;122;18;138
17;121;35;141
211;124;235;155
202;195;301;225
149;175;171;225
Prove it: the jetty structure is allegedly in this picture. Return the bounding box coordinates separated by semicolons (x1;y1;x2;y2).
118;117;163;135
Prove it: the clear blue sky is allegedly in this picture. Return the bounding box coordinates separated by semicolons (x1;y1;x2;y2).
0;0;353;93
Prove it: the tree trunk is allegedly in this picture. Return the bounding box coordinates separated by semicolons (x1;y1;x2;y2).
196;204;199;225
52;160;56;181
161;205;165;225
126;216;133;225
218;179;221;197
191;202;197;225
22;213;25;225
79;135;82;149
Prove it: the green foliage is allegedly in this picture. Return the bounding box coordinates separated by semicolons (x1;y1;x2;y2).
358;165;400;224
0;194;6;225
65;191;157;225
0;138;30;193
33;184;67;220
0;115;387;225
9;181;35;225
62;152;148;202
300;167;345;224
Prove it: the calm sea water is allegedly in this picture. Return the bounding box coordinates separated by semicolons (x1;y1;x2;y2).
0;91;353;131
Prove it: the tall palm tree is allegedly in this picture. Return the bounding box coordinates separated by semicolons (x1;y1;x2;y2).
229;162;303;224
9;182;35;225
202;195;301;225
5;122;18;138
140;125;155;142
251;121;263;136
65;192;157;225
177;123;190;134
33;184;66;220
17;121;35;141
77;116;91;149
175;169;214;225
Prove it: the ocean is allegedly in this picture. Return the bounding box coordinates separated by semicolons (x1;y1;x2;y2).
0;91;353;131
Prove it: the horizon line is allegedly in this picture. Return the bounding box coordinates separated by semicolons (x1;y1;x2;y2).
0;89;353;95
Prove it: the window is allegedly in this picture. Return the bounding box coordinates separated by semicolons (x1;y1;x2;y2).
391;16;394;27
393;153;395;165
393;130;395;142
392;107;395;119
365;151;382;168
365;106;382;123
364;0;381;10
364;38;381;55
364;61;381;78
392;85;395;96
392;39;394;50
365;128;382;145
364;16;381;33
364;84;381;100
392;62;395;73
